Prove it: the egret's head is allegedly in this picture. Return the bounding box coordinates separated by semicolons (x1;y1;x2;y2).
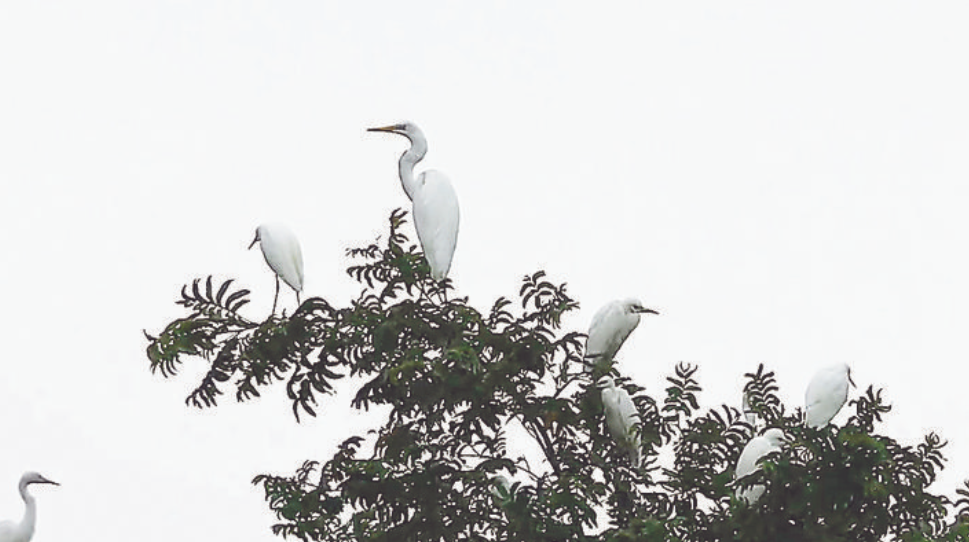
21;471;58;487
623;298;658;316
596;376;616;390
367;121;422;141
761;428;788;446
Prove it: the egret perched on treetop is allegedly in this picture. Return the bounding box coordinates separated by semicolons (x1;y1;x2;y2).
367;121;460;281
598;376;642;467
804;363;855;428
0;472;58;542
735;428;786;504
249;222;304;315
584;299;658;373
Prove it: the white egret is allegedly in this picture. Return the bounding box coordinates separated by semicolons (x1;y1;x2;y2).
584;299;658;373
742;390;758;427
0;472;58;542
368;122;460;281
598;376;642;467
804;363;855;428
249;222;304;314
735;428;786;504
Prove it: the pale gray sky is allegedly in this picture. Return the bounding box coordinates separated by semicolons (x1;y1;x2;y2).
1;2;968;540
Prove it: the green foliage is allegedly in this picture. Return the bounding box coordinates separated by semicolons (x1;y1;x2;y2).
145;210;969;541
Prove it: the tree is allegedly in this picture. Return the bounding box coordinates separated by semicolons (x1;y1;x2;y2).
145;210;969;541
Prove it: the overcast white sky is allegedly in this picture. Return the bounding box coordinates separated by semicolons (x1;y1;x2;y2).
2;2;969;540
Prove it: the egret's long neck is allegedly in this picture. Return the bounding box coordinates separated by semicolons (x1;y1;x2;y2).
397;135;427;201
18;481;37;538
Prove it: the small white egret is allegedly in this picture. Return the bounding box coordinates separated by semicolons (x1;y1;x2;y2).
368;122;460;281
598;376;642;467
0;472;58;542
735;428;786;504
804;363;856;428
248;222;304;314
584;299;658;373
742;390;758;427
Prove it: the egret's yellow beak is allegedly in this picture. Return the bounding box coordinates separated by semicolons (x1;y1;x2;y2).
367;124;402;133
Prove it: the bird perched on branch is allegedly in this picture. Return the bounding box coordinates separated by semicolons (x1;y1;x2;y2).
735;429;786;504
805;363;855;428
368;121;460;281
249;222;304;314
598;376;642;467
584;298;658;373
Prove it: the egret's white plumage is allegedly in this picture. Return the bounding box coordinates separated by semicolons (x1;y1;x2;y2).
249;222;304;314
804;363;855;428
368;121;460;281
735;428;785;504
742;390;758;427
584;299;657;373
598;376;642;467
0;472;58;542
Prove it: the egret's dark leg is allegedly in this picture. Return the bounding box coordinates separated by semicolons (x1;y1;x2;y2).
296;291;302;307
272;275;280;315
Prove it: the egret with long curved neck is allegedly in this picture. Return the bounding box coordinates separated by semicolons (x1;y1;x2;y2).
0;472;59;542
368;121;460;281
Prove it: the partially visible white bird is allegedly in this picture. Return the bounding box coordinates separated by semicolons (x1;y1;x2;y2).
598;376;642;467
490;474;512;501
0;472;58;542
804;363;855;428
368;122;460;281
249;222;304;314
584;299;658;373
735;428;786;504
742;390;758;427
